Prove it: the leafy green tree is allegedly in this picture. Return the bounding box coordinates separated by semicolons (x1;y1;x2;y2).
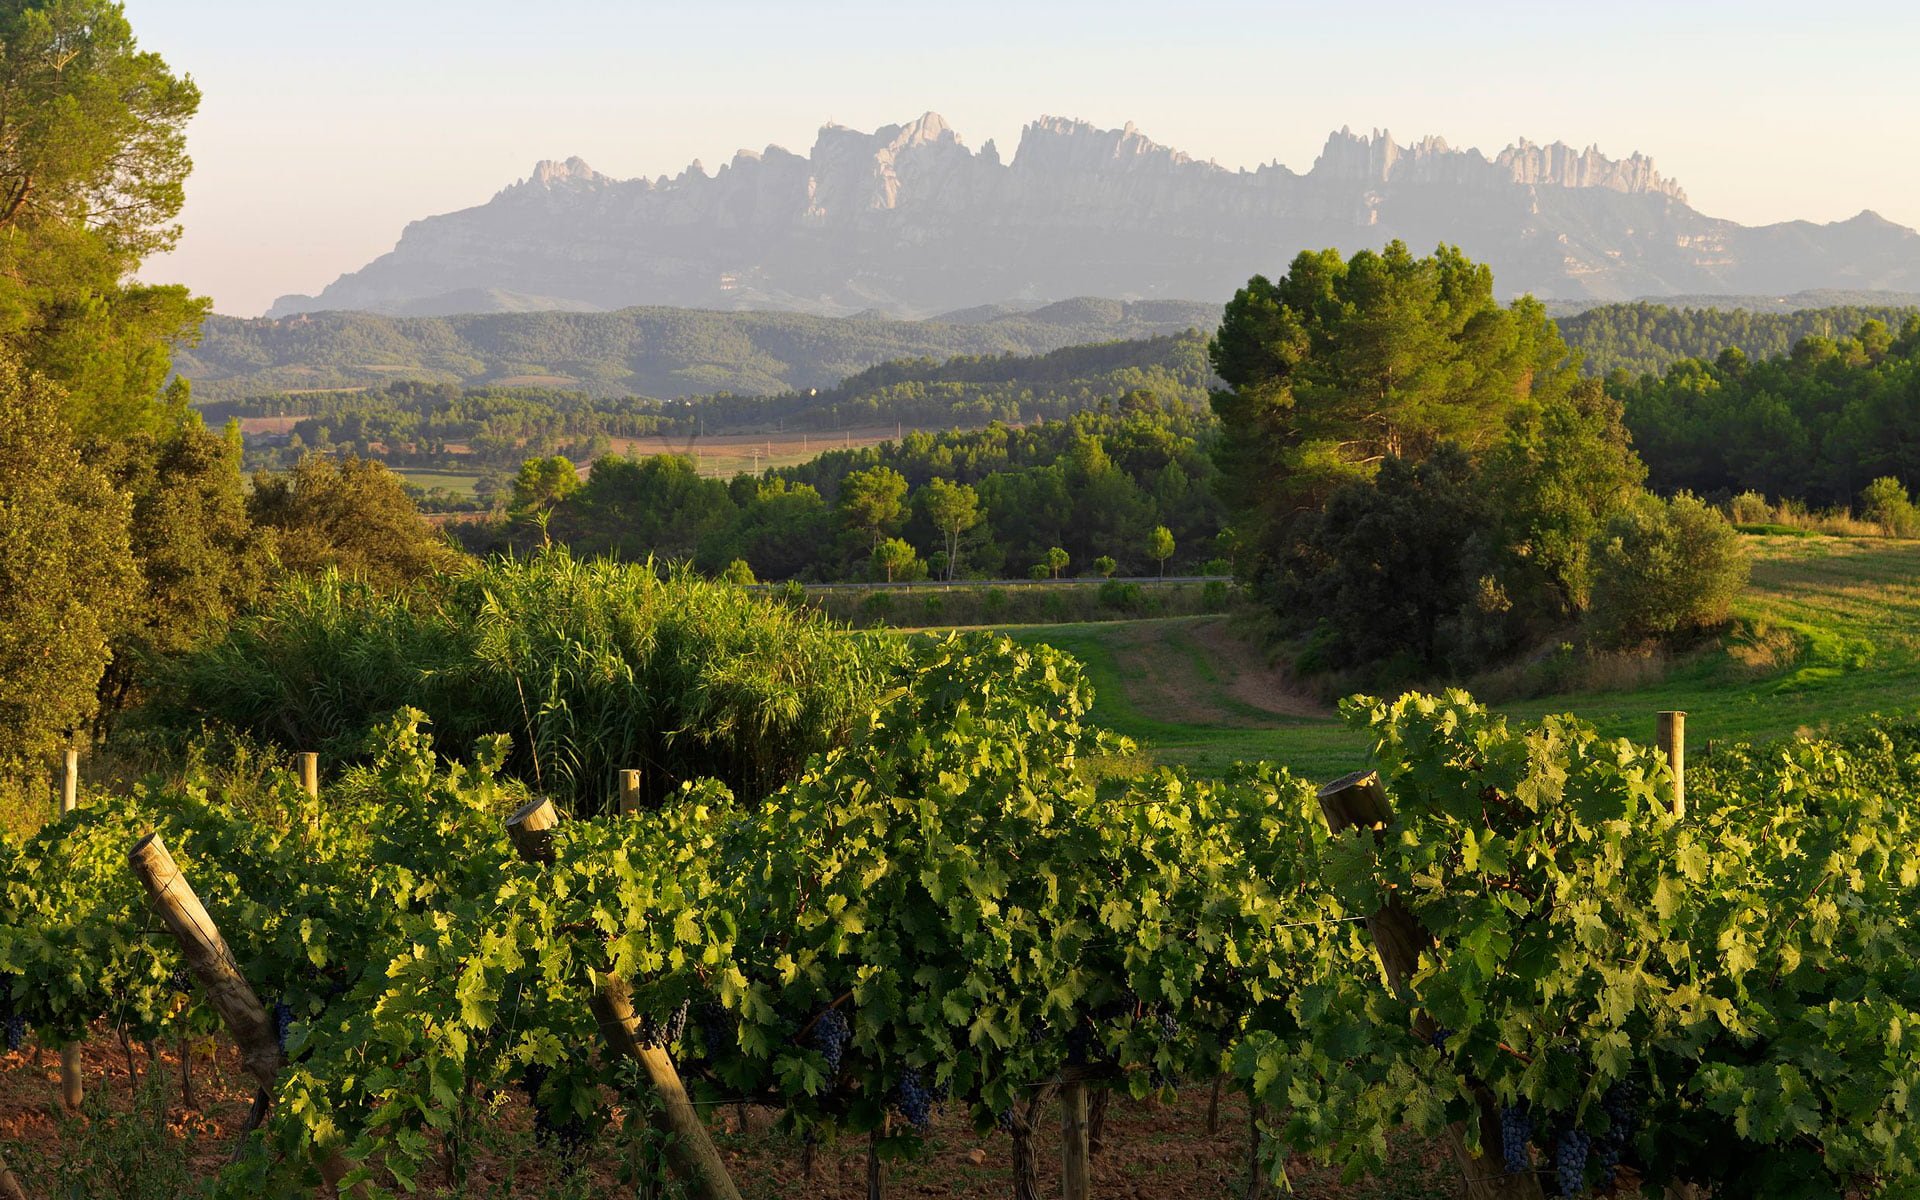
919;477;980;580
0;0;207;438
1147;525;1175;578
509;455;580;514
0;353;134;772
1277;449;1496;673
720;558;756;586
1481;378;1647;616
1585;493;1749;648
1093;555;1117;579
873;536;919;583
92;417;270;716
248;455;457;588
1045;546;1069;579
1209;242;1574;575
840;466;908;551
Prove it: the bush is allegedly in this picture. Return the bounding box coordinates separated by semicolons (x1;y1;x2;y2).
1585;492;1750;648
140;549;889;812
1098;580;1145;613
1729;490;1773;525
1860;477;1920;536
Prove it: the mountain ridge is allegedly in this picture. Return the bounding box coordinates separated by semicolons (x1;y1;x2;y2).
269;114;1920;319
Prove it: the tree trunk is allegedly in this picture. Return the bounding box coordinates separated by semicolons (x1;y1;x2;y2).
1009;1086;1052;1200
1086;1087;1110;1161
1206;1075;1222;1135
1245;1100;1268;1200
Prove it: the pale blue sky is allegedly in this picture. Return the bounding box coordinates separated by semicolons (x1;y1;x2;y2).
127;0;1920;316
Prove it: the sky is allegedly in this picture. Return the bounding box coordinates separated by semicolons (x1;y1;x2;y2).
128;0;1920;317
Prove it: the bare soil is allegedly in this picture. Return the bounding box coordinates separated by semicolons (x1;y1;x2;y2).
0;1031;1451;1198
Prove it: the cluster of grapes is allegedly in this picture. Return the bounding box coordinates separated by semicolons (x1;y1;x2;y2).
271;999;294;1052
1498;1103;1533;1174
167;967;192;994
520;1063;590;1158
995;1107;1017;1133
635;1000;689;1048
696;1001;731;1061
809;1006;850;1078
1552;1127;1591;1197
0;976;24;1052
1592;1080;1641;1188
893;1067;934;1130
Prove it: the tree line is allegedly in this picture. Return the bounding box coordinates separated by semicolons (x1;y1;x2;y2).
481;393;1221;583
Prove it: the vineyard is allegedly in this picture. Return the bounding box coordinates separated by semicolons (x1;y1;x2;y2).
6;559;1920;1199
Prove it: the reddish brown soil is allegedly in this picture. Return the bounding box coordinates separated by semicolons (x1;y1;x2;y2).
0;1031;1451;1198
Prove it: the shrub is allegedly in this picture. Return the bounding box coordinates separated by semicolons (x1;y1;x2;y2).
1098;580;1145;613
1860;477;1920;536
1585;492;1750;648
141;549;889;812
1729;490;1773;525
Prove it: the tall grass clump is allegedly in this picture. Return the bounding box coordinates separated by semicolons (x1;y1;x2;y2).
141;550;891;812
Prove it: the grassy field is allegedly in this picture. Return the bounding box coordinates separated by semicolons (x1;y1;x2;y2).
1001;534;1920;781
395;467;485;497
610;424;915;477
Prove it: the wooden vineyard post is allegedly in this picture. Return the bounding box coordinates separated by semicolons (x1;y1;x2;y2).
619;769;642;816
58;748;82;1112
1060;1079;1091;1200
0;1147;29;1200
505;797;560;864
126;833;358;1195
589;975;742;1200
128;834;284;1090
865;1124;886;1200
505;806;741;1200
1316;771;1544;1200
1657;711;1686;818
299;752;320;800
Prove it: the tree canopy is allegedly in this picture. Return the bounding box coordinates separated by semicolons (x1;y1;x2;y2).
0;0;206;438
1209;242;1576;526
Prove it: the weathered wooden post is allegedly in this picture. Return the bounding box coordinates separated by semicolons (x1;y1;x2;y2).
505;803;741;1200
618;769;642;817
0;1147;29;1200
505;797;560;864
127;833;357;1195
1656;711;1686;817
865;1126;886;1200
1060;1079;1091;1199
1316;771;1544;1200
128;834;283;1092
58;749;82;1112
299;752;320;801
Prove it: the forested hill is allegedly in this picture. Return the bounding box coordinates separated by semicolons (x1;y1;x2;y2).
1558;301;1920;377
174;298;1220;403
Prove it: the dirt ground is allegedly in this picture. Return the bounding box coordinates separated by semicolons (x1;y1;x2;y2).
0;1030;1454;1199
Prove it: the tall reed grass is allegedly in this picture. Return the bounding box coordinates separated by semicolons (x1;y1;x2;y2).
141;550;890;813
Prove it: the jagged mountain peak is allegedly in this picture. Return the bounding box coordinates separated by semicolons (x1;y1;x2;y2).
268;112;1919;319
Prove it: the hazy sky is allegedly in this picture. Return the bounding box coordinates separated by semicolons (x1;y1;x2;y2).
129;0;1920;317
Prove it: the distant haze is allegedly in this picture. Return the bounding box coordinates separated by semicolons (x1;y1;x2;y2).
126;0;1920;316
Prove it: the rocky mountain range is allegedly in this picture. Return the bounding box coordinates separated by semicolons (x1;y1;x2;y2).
270;113;1920;318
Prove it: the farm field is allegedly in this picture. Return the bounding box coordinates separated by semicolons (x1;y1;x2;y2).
1002;534;1920;780
610;425;921;478
394;467;486;497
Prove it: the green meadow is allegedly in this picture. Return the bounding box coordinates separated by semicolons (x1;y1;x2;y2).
1001;534;1920;781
